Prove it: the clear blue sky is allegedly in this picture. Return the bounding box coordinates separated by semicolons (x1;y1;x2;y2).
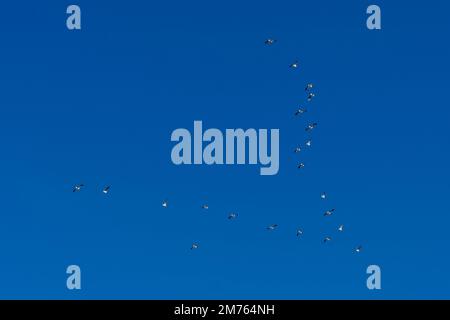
0;0;449;299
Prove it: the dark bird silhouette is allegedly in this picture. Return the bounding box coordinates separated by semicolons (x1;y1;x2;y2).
305;123;318;132
264;38;276;45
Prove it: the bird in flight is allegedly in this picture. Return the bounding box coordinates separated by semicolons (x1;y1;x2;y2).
290;60;299;69
228;212;238;220
267;224;278;231
323;209;335;217
202;204;209;210
264;38;276;45
294;147;302;153
296;229;304;237
355;246;363;253
297;163;305;169
305;83;314;91
295;108;307;116
323;236;332;243
191;243;199;250
73;184;84;192
307;93;316;102
305;123;318;132
102;186;110;194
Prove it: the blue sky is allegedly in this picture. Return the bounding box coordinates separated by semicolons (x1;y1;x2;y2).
0;0;449;299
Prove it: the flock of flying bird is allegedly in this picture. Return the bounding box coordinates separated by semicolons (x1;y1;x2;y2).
284;37;363;254
72;37;363;255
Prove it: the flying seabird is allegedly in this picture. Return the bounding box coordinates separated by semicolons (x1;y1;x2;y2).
73;184;84;192
191;243;199;250
323;208;335;217
307;93;316;101
228;212;238;220
102;186;110;194
305;123;318;132
305;83;314;91
294;147;302;153
297;163;305;169
290;60;299;69
264;38;276;45
355;246;363;253
267;224;278;231
296;229;304;237
294;108;307;116
202;204;209;210
323;236;332;243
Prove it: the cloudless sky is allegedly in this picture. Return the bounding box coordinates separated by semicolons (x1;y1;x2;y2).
0;0;449;299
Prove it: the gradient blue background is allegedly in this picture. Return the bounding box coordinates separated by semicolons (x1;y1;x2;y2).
0;0;449;299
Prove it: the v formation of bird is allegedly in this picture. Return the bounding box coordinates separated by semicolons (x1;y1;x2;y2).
72;38;363;256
